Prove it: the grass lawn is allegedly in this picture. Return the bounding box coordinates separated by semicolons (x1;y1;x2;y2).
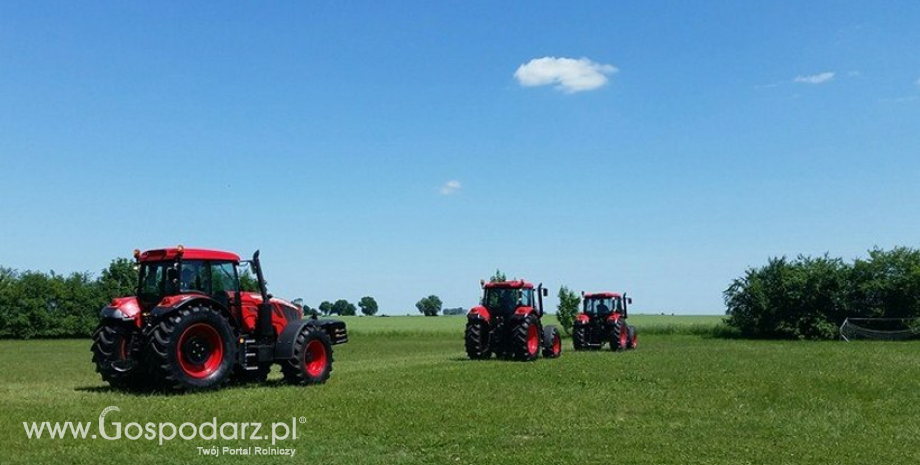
1;316;918;464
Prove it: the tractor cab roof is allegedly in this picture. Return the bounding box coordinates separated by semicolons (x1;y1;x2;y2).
483;280;534;289
137;246;241;263
584;291;622;299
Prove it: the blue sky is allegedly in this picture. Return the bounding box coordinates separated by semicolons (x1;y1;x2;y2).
1;2;919;314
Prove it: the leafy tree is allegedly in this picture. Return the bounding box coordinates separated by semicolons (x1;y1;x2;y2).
319;301;333;316
442;307;466;316
98;258;138;299
556;286;580;335
332;299;356;316
490;269;507;283
416;295;442;316
358;296;379;316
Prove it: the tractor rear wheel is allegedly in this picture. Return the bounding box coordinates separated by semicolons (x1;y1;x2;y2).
610;321;628;352
91;322;144;389
145;305;236;391
627;325;638;350
573;324;587;351
542;326;562;358
465;320;491;360
511;316;540;361
282;326;334;385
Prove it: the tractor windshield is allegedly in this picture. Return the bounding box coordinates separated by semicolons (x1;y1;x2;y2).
584;297;620;316
483;288;533;316
138;260;239;306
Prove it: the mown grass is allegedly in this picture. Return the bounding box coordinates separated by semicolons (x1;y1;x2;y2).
1;316;918;464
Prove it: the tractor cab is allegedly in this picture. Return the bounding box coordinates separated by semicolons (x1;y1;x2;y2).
481;280;542;319
135;247;241;312
582;292;628;321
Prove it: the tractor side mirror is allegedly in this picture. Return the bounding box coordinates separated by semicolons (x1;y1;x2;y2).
542;288;548;297
628;298;633;304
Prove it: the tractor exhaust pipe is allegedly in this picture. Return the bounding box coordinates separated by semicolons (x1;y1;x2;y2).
252;250;274;341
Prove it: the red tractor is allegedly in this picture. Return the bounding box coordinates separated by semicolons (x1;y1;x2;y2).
572;292;637;351
91;246;348;391
465;279;562;361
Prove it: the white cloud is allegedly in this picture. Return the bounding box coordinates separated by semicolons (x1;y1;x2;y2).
794;72;835;84
515;56;618;93
439;180;461;195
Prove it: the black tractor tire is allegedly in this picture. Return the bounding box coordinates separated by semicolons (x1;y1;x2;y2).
542;325;562;358
573;324;588;351
282;326;334;385
230;363;272;384
91;322;145;389
511;315;540;362
465;320;492;360
144;305;236;391
627;325;638;350
610;321;628;352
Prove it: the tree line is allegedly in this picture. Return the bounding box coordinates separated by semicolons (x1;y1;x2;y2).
724;247;920;339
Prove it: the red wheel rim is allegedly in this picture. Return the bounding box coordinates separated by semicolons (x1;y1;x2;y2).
632;334;638;349
552;334;561;355
177;323;224;379
620;329;627;348
527;325;539;355
304;340;328;377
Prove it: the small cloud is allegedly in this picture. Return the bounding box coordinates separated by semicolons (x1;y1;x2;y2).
515;56;618;93
794;71;835;84
439;180;462;195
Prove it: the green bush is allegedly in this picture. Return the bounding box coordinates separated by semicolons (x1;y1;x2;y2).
724;247;920;339
0;259;136;339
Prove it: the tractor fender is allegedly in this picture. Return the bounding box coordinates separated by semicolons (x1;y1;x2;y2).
575;313;590;324
606;312;623;324
275;319;349;360
100;297;142;327
468;306;491;324
150;294;231;321
513;306;535;318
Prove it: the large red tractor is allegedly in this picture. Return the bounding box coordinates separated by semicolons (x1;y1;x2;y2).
465;279;562;361
91;246;348;391
572;292;637;351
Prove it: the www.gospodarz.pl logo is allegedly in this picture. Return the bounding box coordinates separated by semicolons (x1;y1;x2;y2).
23;405;302;450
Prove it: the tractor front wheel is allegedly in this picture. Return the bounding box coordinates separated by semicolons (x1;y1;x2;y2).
91;322;144;389
542;326;562;358
511;316;540;362
145;305;236;391
282;326;334;385
465;320;492;360
626;325;638;350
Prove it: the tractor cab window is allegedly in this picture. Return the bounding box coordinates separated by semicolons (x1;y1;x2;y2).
180;261;211;293
484;288;516;314
210;262;239;294
585;297;615;316
518;289;533;307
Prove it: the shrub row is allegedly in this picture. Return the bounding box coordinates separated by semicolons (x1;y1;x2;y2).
724;247;920;339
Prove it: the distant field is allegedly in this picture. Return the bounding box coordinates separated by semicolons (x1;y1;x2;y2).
342;314;726;336
2;315;918;465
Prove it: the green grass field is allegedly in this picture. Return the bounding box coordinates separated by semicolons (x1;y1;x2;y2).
2;316;919;464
